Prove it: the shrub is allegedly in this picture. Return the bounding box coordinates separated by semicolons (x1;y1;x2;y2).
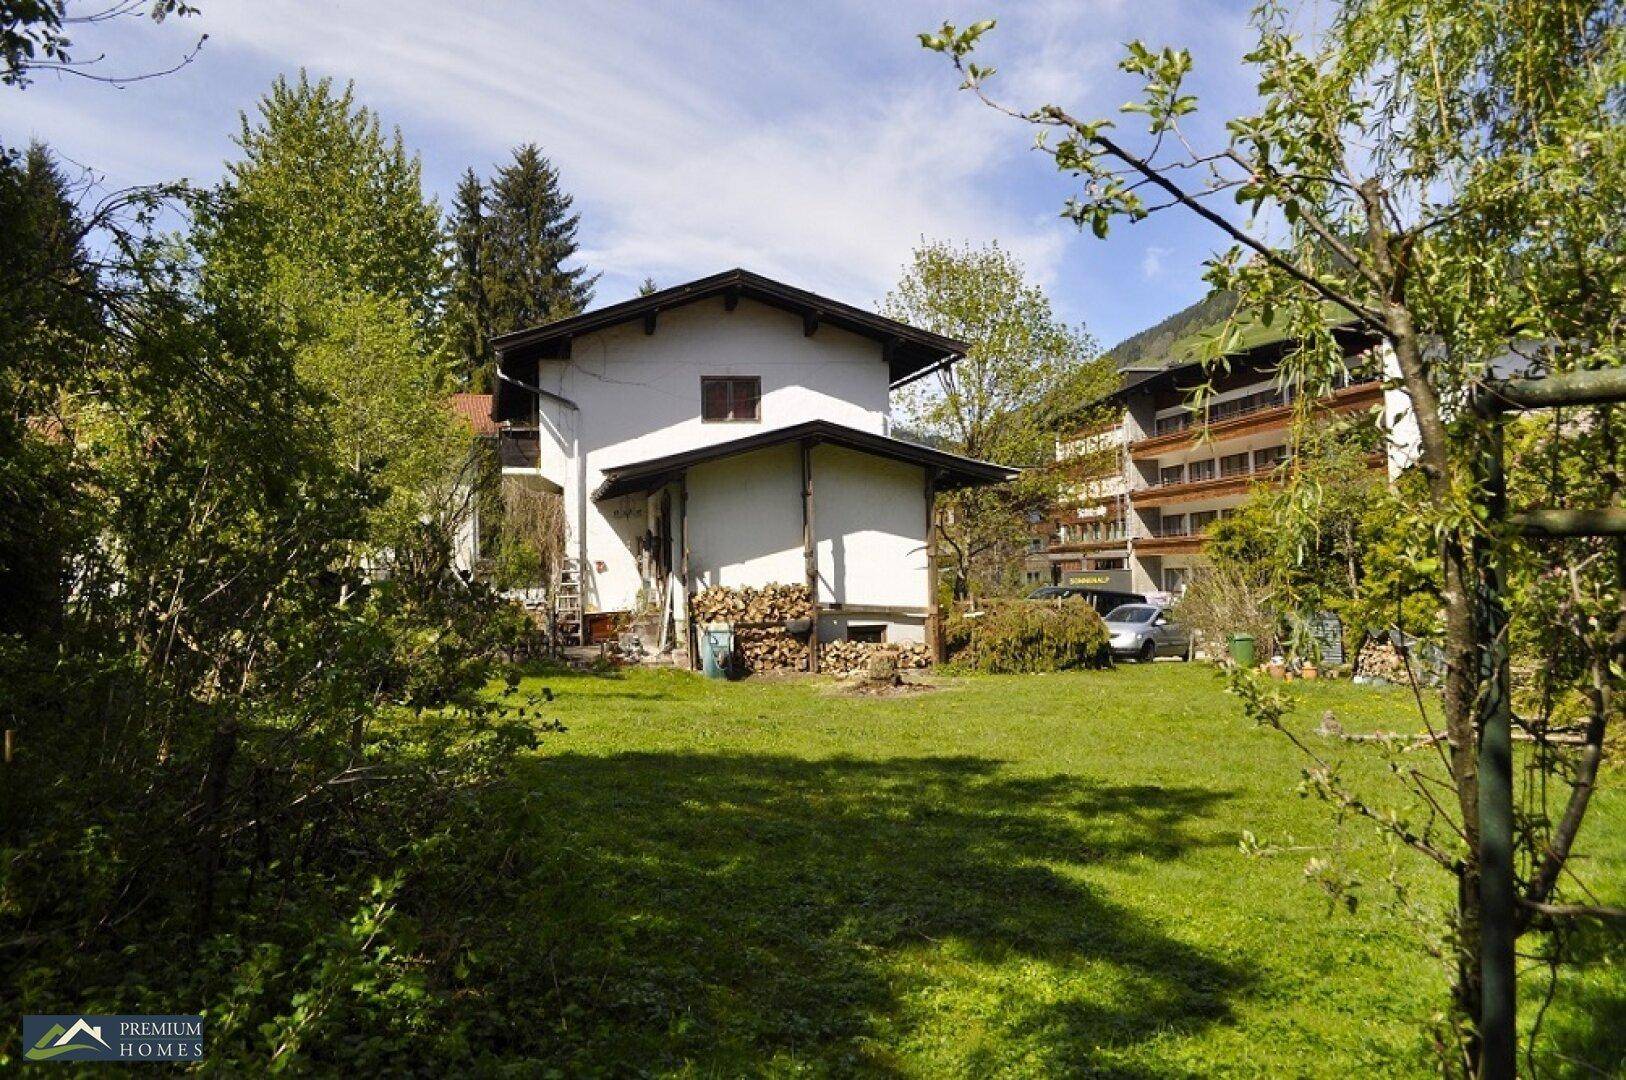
945;596;1111;673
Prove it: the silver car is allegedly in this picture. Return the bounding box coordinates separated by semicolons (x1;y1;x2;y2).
1103;604;1192;662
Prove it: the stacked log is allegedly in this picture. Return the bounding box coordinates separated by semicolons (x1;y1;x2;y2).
736;628;808;673
1353;640;1408;682
689;584;815;674
820;640;931;678
689;583;813;625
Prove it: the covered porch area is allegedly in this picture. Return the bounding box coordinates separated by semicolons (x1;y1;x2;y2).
592;420;1014;668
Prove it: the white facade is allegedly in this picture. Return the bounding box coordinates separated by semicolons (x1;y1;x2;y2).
512;294;945;643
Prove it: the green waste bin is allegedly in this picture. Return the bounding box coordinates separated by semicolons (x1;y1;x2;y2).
701;623;734;679
1227;633;1256;668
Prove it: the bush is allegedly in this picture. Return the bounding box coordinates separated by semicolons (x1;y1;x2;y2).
944;596;1111;673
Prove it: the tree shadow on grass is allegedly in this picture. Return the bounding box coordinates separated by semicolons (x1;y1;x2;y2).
448;753;1250;1076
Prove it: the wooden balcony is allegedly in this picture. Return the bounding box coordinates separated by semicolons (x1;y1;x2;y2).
1047;536;1130;554
1130;471;1270;508
1130;379;1383;460
1133;533;1207;556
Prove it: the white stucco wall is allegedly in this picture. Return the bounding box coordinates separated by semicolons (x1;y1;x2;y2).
685;445;805;590
528;296;896;613
812;444;928;611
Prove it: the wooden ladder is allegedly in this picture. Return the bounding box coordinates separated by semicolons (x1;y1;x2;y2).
554;557;583;646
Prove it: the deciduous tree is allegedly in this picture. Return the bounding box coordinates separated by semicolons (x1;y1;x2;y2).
881;240;1111;597
923;3;1621;1071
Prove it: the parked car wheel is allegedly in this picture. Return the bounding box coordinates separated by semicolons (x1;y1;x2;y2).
1139;639;1157;663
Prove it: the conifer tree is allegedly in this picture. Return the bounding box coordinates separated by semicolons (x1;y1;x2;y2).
446;168;491;386
482;144;596;333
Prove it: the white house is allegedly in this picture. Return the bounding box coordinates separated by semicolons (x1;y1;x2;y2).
486;269;1015;658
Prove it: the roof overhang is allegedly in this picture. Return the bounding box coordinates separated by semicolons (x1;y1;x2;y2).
592;419;1017;501
489;269;967;422
1101;319;1381;405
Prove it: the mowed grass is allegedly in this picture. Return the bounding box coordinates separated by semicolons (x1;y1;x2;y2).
477;662;1623;1077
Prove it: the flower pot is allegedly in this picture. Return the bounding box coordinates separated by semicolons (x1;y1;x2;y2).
1301;664;1319;681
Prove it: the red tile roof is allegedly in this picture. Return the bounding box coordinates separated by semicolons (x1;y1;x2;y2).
450;393;498;436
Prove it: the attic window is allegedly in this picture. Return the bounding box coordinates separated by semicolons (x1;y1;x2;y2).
701;376;761;422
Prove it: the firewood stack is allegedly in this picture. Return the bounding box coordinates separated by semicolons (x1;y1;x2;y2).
689;583;814;625
1353;640;1408;681
734;628;809;672
820;640;931;678
689;584;815;673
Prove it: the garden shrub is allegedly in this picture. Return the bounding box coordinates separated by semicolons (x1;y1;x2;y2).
945;596;1111;673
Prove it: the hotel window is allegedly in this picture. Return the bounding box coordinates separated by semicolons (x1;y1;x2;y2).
1190;510;1219;532
1187;458;1216;482
701;376;761;422
1220;452;1251;477
1160;464;1185;486
1254;445;1288;471
1159;513;1188;537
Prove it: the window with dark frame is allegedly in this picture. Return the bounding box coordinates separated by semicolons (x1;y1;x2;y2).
701;376;761;422
847;624;886;644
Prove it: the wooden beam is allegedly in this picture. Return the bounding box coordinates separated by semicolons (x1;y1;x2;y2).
924;469;943;664
1511;507;1626;537
643;310;658;336
803;310;820;337
818;603;932;616
802;439;819;673
680;477;695;669
723;286;740;312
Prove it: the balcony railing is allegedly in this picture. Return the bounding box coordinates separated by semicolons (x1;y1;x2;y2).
1147;374;1379;438
1145;458;1286;490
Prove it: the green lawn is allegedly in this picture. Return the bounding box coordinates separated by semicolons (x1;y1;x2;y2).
464;662;1622;1076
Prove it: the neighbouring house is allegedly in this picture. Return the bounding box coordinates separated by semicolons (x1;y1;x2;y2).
1022;419;1131;590
449;392;499;574
1028;306;1389;600
485;268;1016;658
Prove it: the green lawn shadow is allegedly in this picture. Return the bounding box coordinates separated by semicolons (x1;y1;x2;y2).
443;751;1252;1075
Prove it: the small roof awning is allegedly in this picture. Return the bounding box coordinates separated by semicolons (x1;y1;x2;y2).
592;419;1018;501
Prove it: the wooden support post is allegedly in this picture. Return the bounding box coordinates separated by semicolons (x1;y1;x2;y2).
925;470;943;664
1473;418;1516;1078
680;476;696;670
3;729;13;764
802;439;820;673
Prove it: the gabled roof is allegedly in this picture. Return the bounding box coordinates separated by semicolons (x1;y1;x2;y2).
491;267;968;389
592;419;1017;501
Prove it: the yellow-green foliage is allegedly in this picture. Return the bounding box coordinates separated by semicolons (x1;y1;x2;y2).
945;596;1110;673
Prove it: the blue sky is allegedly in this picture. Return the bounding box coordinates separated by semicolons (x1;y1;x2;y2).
6;0;1297;350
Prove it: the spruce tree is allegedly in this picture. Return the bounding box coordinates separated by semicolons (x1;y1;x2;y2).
446;168;491;387
482;144;597;334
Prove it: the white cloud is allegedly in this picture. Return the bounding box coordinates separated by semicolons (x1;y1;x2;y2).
4;0;1263;326
1140;244;1170;279
170;0;1096;307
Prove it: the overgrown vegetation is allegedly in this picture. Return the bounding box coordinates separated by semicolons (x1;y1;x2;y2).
945;595;1111;673
0;70;549;1067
